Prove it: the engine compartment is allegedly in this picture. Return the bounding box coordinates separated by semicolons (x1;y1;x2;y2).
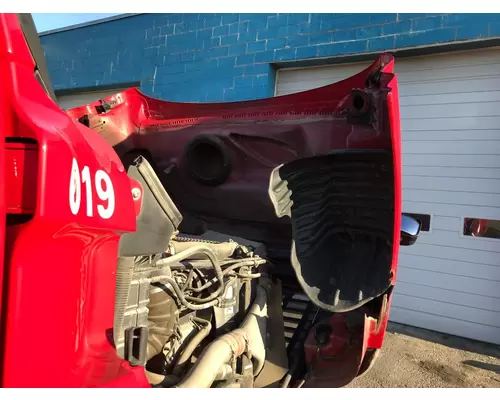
116;155;286;388
137;233;273;388
113;153;417;389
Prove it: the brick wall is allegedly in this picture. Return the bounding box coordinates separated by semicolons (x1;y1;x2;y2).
40;13;500;102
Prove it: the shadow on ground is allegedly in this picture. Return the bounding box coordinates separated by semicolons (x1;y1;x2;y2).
463;360;500;374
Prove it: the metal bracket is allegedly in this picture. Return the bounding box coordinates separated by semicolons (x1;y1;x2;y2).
125;326;149;367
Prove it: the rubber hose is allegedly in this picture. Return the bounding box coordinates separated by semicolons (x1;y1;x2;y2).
150;276;219;310
185;276;238;303
172;317;212;375
156;245;224;299
171;240;238;261
181;259;264;295
145;370;180;387
280;374;292;388
175;333;240;388
156;245;221;277
171;257;263;270
145;365;231;387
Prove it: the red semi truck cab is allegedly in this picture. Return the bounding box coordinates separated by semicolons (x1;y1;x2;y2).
0;14;420;388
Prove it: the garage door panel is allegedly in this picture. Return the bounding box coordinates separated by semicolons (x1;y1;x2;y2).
401;244;500;268
276;63;368;84
277;75;343;85
395;281;500;312
397;266;500;298
393;293;500;328
403;154;500;168
400;91;500;106
432;215;461;231
404;176;500;193
396;49;500;70
399;253;500;282
401;103;500;120
403;189;500;208
396;63;500;83
281;77;500;98
402;116;500;131
400;77;500;97
403;141;500;155
278;84;335;96
275;63;370;96
389;307;500;345
403;166;500;180
277;74;355;87
403;201;500;220
403;130;500;142
415;230;500;253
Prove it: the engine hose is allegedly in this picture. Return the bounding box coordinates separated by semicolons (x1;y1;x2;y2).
173;235;222;244
181;269;194;291
280;373;292;388
145;364;232;387
156;245;220;273
171;257;263;270
145;370;180;387
222;260;265;276
172;317;212;375
236;272;261;279
150;275;219;310
186;259;265;294
184;282;224;303
185;276;238;304
114;256;135;357
175;285;268;388
156;245;224;299
170;240;238;261
186;272;228;293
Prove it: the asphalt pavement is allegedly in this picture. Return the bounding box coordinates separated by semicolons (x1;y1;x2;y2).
346;322;500;388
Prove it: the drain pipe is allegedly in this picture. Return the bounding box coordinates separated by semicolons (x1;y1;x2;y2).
175;284;268;388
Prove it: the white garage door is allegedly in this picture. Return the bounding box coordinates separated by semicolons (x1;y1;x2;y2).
57;86;135;110
276;47;500;345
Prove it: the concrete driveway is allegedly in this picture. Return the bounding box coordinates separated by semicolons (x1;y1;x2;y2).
346;322;500;388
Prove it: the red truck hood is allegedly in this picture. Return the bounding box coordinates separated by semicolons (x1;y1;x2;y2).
67;54;402;316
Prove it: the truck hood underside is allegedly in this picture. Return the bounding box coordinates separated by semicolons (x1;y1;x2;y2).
67;54;402;313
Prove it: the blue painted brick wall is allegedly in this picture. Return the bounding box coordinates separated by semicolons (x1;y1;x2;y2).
40;13;500;103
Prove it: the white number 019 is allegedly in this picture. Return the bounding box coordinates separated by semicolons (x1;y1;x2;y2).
69;158;115;219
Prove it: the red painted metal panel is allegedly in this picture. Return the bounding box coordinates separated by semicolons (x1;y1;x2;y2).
0;14;149;388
